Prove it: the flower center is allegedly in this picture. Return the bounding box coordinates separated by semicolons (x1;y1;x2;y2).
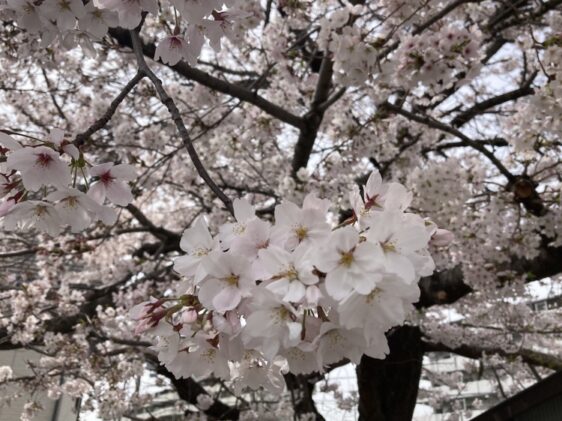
294;225;308;241
193;247;210;257
233;223;246;235
225;274;239;286
63;196;79;208
99;171;114;185
58;0;71;10
285;266;299;281
170;36;182;48
278;306;290;320
35;153;53;167
34;205;48;217
339;251;354;267
381;241;396;253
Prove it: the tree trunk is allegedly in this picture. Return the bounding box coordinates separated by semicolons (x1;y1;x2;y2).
356;326;424;421
285;373;326;421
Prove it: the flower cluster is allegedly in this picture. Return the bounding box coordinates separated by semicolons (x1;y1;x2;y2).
508;39;562;152
317;6;378;86
131;171;450;392
0;130;136;235
0;0;255;65
390;25;482;90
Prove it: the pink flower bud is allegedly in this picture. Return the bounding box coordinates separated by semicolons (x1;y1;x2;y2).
430;229;454;247
181;308;198;324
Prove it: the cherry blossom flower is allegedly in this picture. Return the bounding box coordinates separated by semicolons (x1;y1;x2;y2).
174;216;217;284
365;211;431;284
242;290;302;360
281;346;318;374
154;35;192;66
272;193;331;250
203;9;250;52
169;0;220;22
2;200;62;236
257;244;318;303
350;170;412;227
40;0;86;31
338;278;420;333
315;226;383;300
430;228;455;247
5;0;43;33
6;146;71;191
0;366;13;383
88;162;136;206
232;352;285;395
47;188;117;232
78;2;118;38
315;323;367;367
130;298;170;336
166;335;230;380
48;128;79;159
94;0;157;30
234;218;271;262
130;171;445;386
218;198;257;250
198;252;253;312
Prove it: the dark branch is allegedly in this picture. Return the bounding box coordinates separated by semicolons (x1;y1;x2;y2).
424;341;562;371
109;28;304;130
291;55;333;176
74;72;145;147
129;29;234;215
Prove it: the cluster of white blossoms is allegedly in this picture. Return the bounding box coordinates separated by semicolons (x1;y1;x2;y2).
317;5;378;86
131;171;452;393
389;25;482;90
0;130;136;235
509;37;562;152
0;0;254;62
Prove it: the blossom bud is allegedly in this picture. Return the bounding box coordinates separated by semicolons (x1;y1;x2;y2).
430;229;454;247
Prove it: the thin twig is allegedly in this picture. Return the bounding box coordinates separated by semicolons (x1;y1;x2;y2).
74;72;145;147
129;29;234;215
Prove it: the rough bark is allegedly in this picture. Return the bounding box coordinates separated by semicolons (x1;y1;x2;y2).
356;326;424;421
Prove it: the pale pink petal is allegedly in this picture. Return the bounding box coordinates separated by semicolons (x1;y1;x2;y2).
89;162;114;177
88;181;107;204
0;132;22;150
111;163;137;180
212;286;241;312
106;180;133;206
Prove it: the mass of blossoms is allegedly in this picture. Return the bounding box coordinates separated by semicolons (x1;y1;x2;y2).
0;0;561;419
0;130;136;234
130;171;450;391
0;0;256;63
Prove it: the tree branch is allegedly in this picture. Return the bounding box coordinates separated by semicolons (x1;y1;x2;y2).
109;28;304;130
291;55;333;176
129;29;234;215
418;243;562;308
450;72;537;127
423;341;562;371
74;72;145;147
151;357;240;421
382;101;515;181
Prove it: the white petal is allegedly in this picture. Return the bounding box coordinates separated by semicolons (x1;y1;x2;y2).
106;180;133;206
233;198;255;222
212;286;242;312
0;132;22;150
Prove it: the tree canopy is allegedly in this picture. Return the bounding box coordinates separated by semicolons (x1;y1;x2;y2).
0;0;561;420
